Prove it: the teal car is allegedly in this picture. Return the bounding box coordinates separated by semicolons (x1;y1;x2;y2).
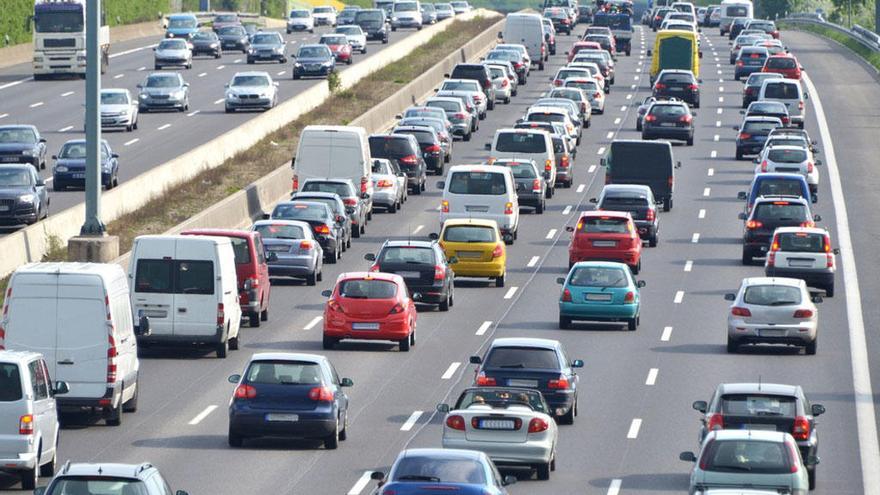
557;261;644;330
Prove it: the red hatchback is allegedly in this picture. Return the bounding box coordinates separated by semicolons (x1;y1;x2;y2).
322;272;418;351
762;54;802;80
565;211;643;273
182;229;271;327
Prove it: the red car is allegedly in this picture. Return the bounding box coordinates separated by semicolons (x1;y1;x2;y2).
568;41;602;63
565;211;643;273
320;34;353;65
182;229;272;327
322;272;418;351
762;54;802;80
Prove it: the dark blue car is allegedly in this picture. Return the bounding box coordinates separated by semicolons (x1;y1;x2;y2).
734;116;783;160
227;352;352;449
738;172;812;213
51;139;119;191
292;44;335;79
470;337;583;424
371;448;516;495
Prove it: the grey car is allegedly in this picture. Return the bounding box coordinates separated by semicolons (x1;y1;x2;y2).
290;191;353;248
370;158;405;212
252;219;323;285
153;38;192;70
137;72;190;112
0;125;47;170
39;462;188;495
425;97;474;141
190;30;222;58
247;31;288;64
299;178;370;237
217;25;251;53
0;165;49;225
493;159;546;213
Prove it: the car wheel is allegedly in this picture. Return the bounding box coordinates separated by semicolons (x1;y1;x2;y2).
636;122;642;131
649;233;658;247
229;335;239;351
399;333;411;352
536;463;551;480
324;422;340;450
439;293;450;312
326;247;338;264
627;317;637;331
559;315;572;329
726;336;738;353
536;200;544;214
39;442;56;477
825;283;834;297
225;105;234;113
261;307;269;321
21;464;38;491
687;137;694;146
631;261;640;275
558;406;574;425
546;186;554;199
228;428;244;447
463;131;471;142
105;401;123;426
122;379;139;412
736;150;743;160
322;335;337;349
249;311;261;328
808;467;817;489
216;339;229;358
495;273;505;288
741;249;752;265
663;197;672;211
352;225;361;238
805;338;817;355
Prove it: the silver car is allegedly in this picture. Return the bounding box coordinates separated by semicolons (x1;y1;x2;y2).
438;387;558;480
564;77;605;113
484;64;513;104
247;32;287;64
765;226;837;296
98;89;138;132
724;277;821;354
547;88;592;128
424;97;475;140
224;71;278;113
335;25;368;54
153;38;192;70
370;158;405;212
437;84;487;119
391;0;423;30
484;61;519;97
252;219;323;285
137;72;190;112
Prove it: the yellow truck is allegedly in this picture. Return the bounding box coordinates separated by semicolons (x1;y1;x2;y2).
647;29;700;84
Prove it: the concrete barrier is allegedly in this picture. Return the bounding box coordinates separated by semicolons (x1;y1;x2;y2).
0;10;500;279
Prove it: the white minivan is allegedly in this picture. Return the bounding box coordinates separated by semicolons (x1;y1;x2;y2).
719;0;753;34
292;125;374;209
1;263;142;427
759;78;807;128
129;235;242;359
438;165;519;243
501;13;547;70
487;128;557;192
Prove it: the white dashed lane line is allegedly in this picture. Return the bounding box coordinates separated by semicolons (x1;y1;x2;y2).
188;405;218;425
113;74;124;79
613;117;621;125
708;168;714;176
187;110;200;117
684;260;693;272
217;65;226;70
504;287;518;299
627;418;642;439
661;326;673;341
198;72;208;77
674;291;685;303
691;233;700;243
646;368;658;386
710;150;718;158
58;125;73;132
29;102;44;108
213;98;224;104
400;411;422;431
606;131;614;139
576;184;585;193
546;229;557;239
703;187;711;197
61;91;74;97
123;138;139;146
476;321;492;336
441;362;461;379
412;225;424;234
713;134;719;142
527;256;540;267
157;124;171;131
562;205;572;215
0;114;7;119
597;147;606;155
607;479;622;495
588;165;597;173
303;316;323;330
348;472;373;495
698;209;706;219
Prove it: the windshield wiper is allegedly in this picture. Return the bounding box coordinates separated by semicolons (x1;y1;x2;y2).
498;364;525;368
711;464;753;472
397;475;441;482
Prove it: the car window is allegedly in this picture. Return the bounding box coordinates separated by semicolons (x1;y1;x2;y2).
301;181;352;197
527;112;565;124
101;92;128;105
649;104;687;116
338;279;398;299
701;440;792;474
743;121;780;133
46;479;150;495
227;237;251;265
457;388;547;413
134;259;214;295
298;46;330;58
753;202;808;221
379;246;435;264
768;149;807;163
720;393;798;416
370;137;416;157
448;171;507;195
0;128;37;143
290;10;310;18
767;57;796;69
29;360;48;400
0;169;32;187
502;162;537;178
256;223;306;240
145;75;180;88
158;40;187;50
0;364;23;402
252;33;281;44
231;75;270;87
755;179;804;197
556;69;589;81
246;360;324;385
321;35;348;45
743;284;802;305
601;194;648;208
580;216;630;234
495;133;546;153
778;232;824;252
443;225;496;243
658;73;694;84
485;347;560;369
763;83;799;99
441;81;480;92
392;457;486;484
218;26;245;35
569;266;629;287
750;102;786;113
273;203;329;221
395;130;435;145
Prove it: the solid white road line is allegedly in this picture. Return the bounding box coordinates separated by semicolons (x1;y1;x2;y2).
674;291;685;303
708;168;714;176
703;187;711;197
646;368;658;386
476;321;492;336
188;405;218;425
710;150;718;158
441;362;461;380
576;184;585;193
504;287;518;299
29;102;44;108
691;233;700;243
348;471;373;495
187;110;200;117
661;326;673;341
684;260;693;272
109;43;158;59
627;418;642;439
58;125;73;132
546;229;557;239
718;96;724;103
61;91;74;97
123;138;139;146
400;411;422;431
803;73;880;492
157;124;171;130
698;209;706;219
562;205;572;215
412;225;424;234
527;256;540;267
587;165;597;173
303;316;323;330
597;147;606;155
607;479;622;495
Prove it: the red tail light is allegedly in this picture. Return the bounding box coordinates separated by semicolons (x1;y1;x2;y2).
770;235;780;252
514;62;523;69
216;303;225;326
792;416;810;440
532;179;542;192
399;155;418;165
644;115;657;122
731;306;752;317
314;224;331;235
441;200;449;213
504;202;514;215
645;209;656;222
654;82;666;90
476;373;496;386
434;265;446;281
376;179;394;188
554;79;562;86
292;175;299;192
547;376;570;389
501;78;509;87
342;198;358;206
745;87;755;95
561;154;570;168
667;176;674;188
767;251;776;266
465;104;474;112
561;288;572;302
593;91;601;98
736;61;744;67
679;115;692;124
739;133;751;140
446;414;466;430
107;334;117;384
746;220;763;229
761;160;768;172
299;240;313;250
528;417;550;433
235;384;257;399
425;144;441;153
793;309;814;318
454;112;468;119
491;243;504;258
800;220;815;228
19;415;34;435
707;413;724;431
781;116;790;124
798;100;804;110
308;386;334;402
389;303;404;315
807;162;814;173
688;84;699;91
368;265;380;273
624;291;635;303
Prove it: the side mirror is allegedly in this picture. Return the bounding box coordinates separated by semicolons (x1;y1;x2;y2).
811;295;824;304
412;292;423;301
600;157;607;166
692;112;697;117
800;65;805;70
724;293;736;301
364;253;376;261
136;84;143;89
832;248;840;255
732;125;740;131
53;381;70;395
637;280;646;288
692;400;708;413
811;404;825;416
497;31;502;39
261;212;271;220
571;359;584;368
361;192;370;199
184;83;190;87
321;289;333;297
340;377;354;387
433;88;439;92
502;475;517;486
370;472;385;481
646;49;652;56
565;226;574;232
738;212;747;220
484;143;491;150
395;114;402;119
111;153;120;158
589;197;598;203
815;159;823;166
447;256;458;264
813;214;822;222
676;161;682;169
807;455;820;466
752;158;760;164
436;181;445;189
335;215;345;223
436;403;450;413
804;93;809;100
443;73;450;78
228;374;241;383
135;315;152;337
266;251;278;262
679;451;697;462
740;110;746;115
556;277;566;284
469;355;482;364
345;206;356;214
428;233;439;240
737;191;747;200
543;171;551;180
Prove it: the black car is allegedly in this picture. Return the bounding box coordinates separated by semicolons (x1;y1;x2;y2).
298;178;370;237
0;125;47;170
729;17;750;39
52;139;119;191
355;9;390;43
269;201;345;263
493;158;546;213
448;63;496;107
543;8;572;34
365;239;455;311
293;44;335;79
0;165;49;226
217;25;250;53
190;30;222;58
641;101;695;145
739;195;819;264
742;101;790;126
290;191;353;247
735;116;783;160
692;382;824;489
653;70;700;107
369;134;427;194
742;73;784;108
592;184;660;246
338;7;361;25
391;125;446;175
247;32;288;64
577;5;593;23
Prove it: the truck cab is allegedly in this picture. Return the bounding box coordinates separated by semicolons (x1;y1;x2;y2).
32;0;109;79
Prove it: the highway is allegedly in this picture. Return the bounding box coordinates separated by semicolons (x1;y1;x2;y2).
0;23;427;233
0;21;876;495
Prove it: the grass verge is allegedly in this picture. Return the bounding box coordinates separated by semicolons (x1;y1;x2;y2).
780;21;880;72
106;15;498;255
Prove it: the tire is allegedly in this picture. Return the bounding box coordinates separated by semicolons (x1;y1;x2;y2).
636;121;642;132
736;150;743;160
496;274;505;288
663;197;672;212
353;225;361;238
558;405;574;425
122;379;138;412
322;335;337;350
539;61;545;71
463;131;472;142
536;200;544;214
21;465;37;490
388;201;397;213
741;250;752;265
324;422;340;449
261;307;268;321
293;73;301;80
229;336;239;351
326;247;338;264
546;186;554;199
559;315;571;329
306;272;317;286
106;402;122;426
216;339;229;358
726;336;738;353
249;311;261;328
649;233;658;247
399;333;411;352
805;338;817;355
228;428;244;447
488;100;495;110
825;283;834;298
808;467;817;489
631;261;640;275
536;462;551;480
687;137;694;146
439;293;450;311
39;444;56;477
627;317;637;331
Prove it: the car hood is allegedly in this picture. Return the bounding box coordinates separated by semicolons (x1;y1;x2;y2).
344;34;366;42
313;12;334;17
0;186;32;197
192;39;218;47
100;103;131;113
227;85;271;95
252;43;283;50
156;48;189;57
166;28;197;36
288;18;313;24
0;143;31;153
296;56;332;64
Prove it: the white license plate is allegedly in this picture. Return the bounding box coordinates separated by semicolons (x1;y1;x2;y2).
479;419;516;430
788;259;814;268
660;122;677;127
397;271;421;279
72;173;85;179
760;329;785;337
457;251;482;259
507;379;538;387
267;245;290;252
465;206;489;212
668;87;683;91
265;413;299;422
586;293;612;301
352;322;380;330
593;240;617;247
0;157;19;162
741;423;777;431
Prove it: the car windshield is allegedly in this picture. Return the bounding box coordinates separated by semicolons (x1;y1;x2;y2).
219;26;245;35
748;74;780;86
443;225;496;243
46;478;150;495
246;360;323;385
763;83;799;99
101;92;128;105
395;2;418;11
743;121;780;134
321;35;347;44
457;389;546;412
252;34;280;44
580;216;629;234
337;26;360;34
569;266;629;287
753;202;808;222
145;75;179;88
0;169;31;187
701;440;792;474
485;347;559;369
392;457;486;484
168;18;196;28
215;14;238;22
338;279;397;299
495;133;546;153
356;11;383;22
379;246;435;265
301;182;352;197
299;46;329;58
290;10;310;18
272;203;328;221
767;57;796;69
743;284;802;305
768;149;807;163
778;232;825;252
0;128;36;143
135;259;214;294
400;119;443;133
59;143;87;158
192;31;217;41
255;223;305;240
158;40;186;50
370;137;416;158
314;7;333;13
0;363;22;401
231;75;270;87
448;171;507;195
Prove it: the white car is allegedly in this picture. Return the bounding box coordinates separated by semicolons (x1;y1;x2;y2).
335;25;367;54
287;9;315;33
484;61;519;97
99;89;139;132
564;77;604;113
370;158;405;212
312;6;337;26
765;226;837;296
754;145;820;199
225;71;279;112
438;387;558;480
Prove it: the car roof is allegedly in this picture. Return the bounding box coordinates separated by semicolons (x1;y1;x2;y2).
717;382;800;396
182;228;254;238
489;337;561;350
0;350;43;364
250;352;326;363
772;226;827;236
753;195;809;205
0;164;35;172
57;463;156;479
426;96;463;104
603;184;652;195
384;239;435;248
580;210;633;220
398;448;485;460
301;177;355;186
708;429;790;442
232;71;272;77
337;271;403;283
528;105;568;115
765;145;807;153
278;200;330;209
253;218;313;228
442;218;500;228
740;276;806;288
394;125;437;134
743;116;783;123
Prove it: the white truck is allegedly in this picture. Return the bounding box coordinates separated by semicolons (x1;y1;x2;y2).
32;0;110;79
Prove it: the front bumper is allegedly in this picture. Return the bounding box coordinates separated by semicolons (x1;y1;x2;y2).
53;171;113;188
293;65;334;76
100;115;134;128
249;51;286;62
155;57;189;67
287;23;313;31
139;96;186;109
392;18;422;28
226;96;273;109
221;41;248;50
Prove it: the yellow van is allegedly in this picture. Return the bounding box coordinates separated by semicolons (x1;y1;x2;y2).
648;29;700;84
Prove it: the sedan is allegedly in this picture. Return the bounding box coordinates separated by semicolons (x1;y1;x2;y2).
564;77;605;113
52;139;119;191
153;38;192;69
735;116;784;159
558;261;644;330
321;272;418;350
725;276;822;354
225;71;278;112
269;201;345;263
217;25;250;53
0;164;49;225
252;220;323;285
653;69;700;107
641;100;695;145
190;30;222;58
438;387;558;480
763;53;803;80
371;449;515;495
98;89;138;132
137;72;190;112
319;34;353;65
227;352;352;449
566;211;642;273
247;32;287;64
335;25;368;54
287;9;315;33
435;218;508;286
289;191;353;249
366;239;455;310
0;125;47;169
293;44;336;79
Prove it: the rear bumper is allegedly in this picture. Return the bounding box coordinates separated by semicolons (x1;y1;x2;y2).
764;267;833;287
324;318;411;340
569;248;640;266
559;302;639;319
0;452;38;471
643;126;693;140
137;325;226;346
58;386;121;413
451;260;505;278
442;437;553;465
268;257;316;277
727;321;816;343
229;411;336;438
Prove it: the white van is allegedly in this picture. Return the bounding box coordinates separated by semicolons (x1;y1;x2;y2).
128;235;242;359
501;13;547;70
438;165;519;243
292;125;374;203
0;263;142;426
759;78;807;128
487;128;557;191
719;0;753;34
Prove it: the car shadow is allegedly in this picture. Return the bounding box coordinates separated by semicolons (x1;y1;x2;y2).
132;434;326;451
650;343;727;355
589;473;690;491
708;178;751;186
137;347;220;360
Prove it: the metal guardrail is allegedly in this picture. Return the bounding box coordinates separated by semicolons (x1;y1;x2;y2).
783;13;880;52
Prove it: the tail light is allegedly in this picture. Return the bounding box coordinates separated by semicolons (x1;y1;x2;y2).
800;220;815;228
644;115;657;122
399;155;418;166
792;416;810;440
561;154;570;168
624;291;635;303
377;179;393;188
545;159;552;171
798;100;804;110
745;87;755;95
292;174;299;192
646;209;656;221
481;79;491;89
504;202;514;215
368;265;380;273
767;251;776;266
548;376;570;389
561;288;572;302
216;303;225;326
707;413;724;431
736;61;744;67
782;116;790;124
107;334;118;384
667;176;674;188
807;162;814;173
532;179;542;192
244;276;260;290
342;198;358;206
761;160;768;172
389;303;404;315
434;265;446;281
299;240;313;250
739;133;751;140
19;414;34;435
654;82;666;90
473;94;483;103
679;115;692;124
562;18;570;24
425;144;441;153
826;253;834;268
528;417;550;433
308;386;335;402
476;373;496;386
314;224;331;235
441;200;449;213
514;62;523;69
746;220;763;229
770;235;780;252
465;103;474;113
501;78;509;87
554;79;562;86
594;91;601;98
454;112;468;119
446;414;466;430
688;84;699;91
787;440;801;473
793;309;814;318
492;243;504;258
731;306;752;317
234;384;257;399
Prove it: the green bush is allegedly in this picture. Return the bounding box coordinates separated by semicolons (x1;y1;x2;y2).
104;0;170;26
1;0;37;46
467;0;534;12
181;0;202;12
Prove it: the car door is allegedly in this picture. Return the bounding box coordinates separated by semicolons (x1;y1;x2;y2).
327;363;348;420
172;244;219;338
252;235;270;307
28;360;55;458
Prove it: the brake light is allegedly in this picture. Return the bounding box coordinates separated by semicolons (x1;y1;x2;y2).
807;162;814;173
545;159;552;171
800;220;815;228
594;91;601;98
528;417;550;433
299;240;313;250
425;144;441;153
798;100;804;110
667;176;674;188
216;303;225;327
654;82;666;90
292;174;299;192
679;115;692;123
793;309;814;318
761;160;768;172
465;103;474;112
106;334;117;383
646;209;655;222
504;202;514;215
688;84;699;91
377;179;393;188
624;291;635;303
731;306;752;317
707;413;724;431
547;376;570;389
554;79;562;86
782;116;790;124
532;179;542;192
644;114;657;122
234;384;257;399
770;235;780;252
446;415;466;430
454;112;468;119
746;220;763;229
368;265;380;273
389;303;405;315
739;133;751;140
492;243;504;258
434;265;446;281
514;62;523;69
767;251;776;266
826;253;834;268
501;78;509;87
792;416;810;440
562;288;572;302
476;373;496;386
441;200;449;213
18;414;33;435
342;198;357;206
308;386;335;402
561;154;570;168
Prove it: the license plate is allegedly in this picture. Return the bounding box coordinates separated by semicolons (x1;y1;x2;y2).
0;157;18;162
72;173;85;179
267;245;289;252
397;271;421;279
478;419;516;430
788;259;814;268
265;413;299;422
466;206;489;212
760;329;785;337
660;122;677;127
741;423;777;431
0;205;9;212
586;293;613;301
593;240;617;247
508;379;538;387
457;251;482;259
352;322;380;330
668;87;683;91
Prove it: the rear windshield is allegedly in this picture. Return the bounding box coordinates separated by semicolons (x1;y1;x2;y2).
763;83;800;99
768;149;807;163
743;285;802;305
527;112;565;124
556;69;589;81
701;440;792;474
443;225;496;243
272;203;328;221
395;130;435;145
442;81;480;91
566;80;598;92
338;279;397;299
448;171;507;195
753;202;808;222
602;194;649;208
246;360;324;385
302;181;352;197
255;223;306;240
135;259;214;295
778;232;825;252
658;73;694;83
750;102;786;114
720;394;797;416
569;266;629;287
743;121;780;133
425;100;460;113
755;179;804;197
46;479;149;495
456;388;546;412
370;137;415;158
379;246;435;264
580;217;629;234
726;5;749;16
488;67;506;78
649;104;687;116
767;57;796;69
0;364;22;402
503;162;538;178
485;347;559;369
495;133;546;153
451;67;487;80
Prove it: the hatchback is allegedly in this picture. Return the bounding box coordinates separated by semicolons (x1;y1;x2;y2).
484;63;516;103
558;261;644;330
484;50;528;84
740;195;819;263
398;117;453;161
228;353;352;448
735;116;783;159
39;462;187;495
734;46;769;80
566;211;642;273
371;448;515;494
299;178;369;237
754;145;819;197
247;31;287;64
251;220;323;285
369;158;405;213
392;125;446;175
365;239;455;310
319;34;353;64
763;53;802;80
642;101;695;145
653;69;700;107
424;97;474;141
153;38;192;69
592;184;660;246
369;134;428;193
491;158;546;213
564;77;605;112
322;272;418;350
224;71;278;112
269;201;345;263
218;25;250;52
435;218;507;286
0;165;49;225
289;191;353;246
449;64;497;107
742;100;790;126
765;227;837;296
52;139;119;190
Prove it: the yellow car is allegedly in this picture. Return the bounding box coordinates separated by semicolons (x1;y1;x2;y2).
434;218;508;287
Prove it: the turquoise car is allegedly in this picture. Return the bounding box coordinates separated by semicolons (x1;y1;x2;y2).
557;261;644;330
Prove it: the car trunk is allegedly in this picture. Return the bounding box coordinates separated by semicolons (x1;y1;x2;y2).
247;382;318;411
482;367;562;396
445;242;494;263
459;408;530;443
378;261;435;285
337;296;398;319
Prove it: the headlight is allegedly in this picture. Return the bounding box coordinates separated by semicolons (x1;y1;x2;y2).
21;150;34;156
294;62;303;67
274;47;284;53
210;42;219;47
226;93;237;100
171;90;186;99
19;194;35;202
248;48;255;53
139;93;149;99
55;166;68;172
168;32;175;38
392;16;399;21
323;60;334;66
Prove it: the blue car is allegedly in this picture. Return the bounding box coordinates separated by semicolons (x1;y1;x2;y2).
735;116;783;160
227;352;352;449
371;448;516;495
292;44;336;79
51;139;119;191
557;261;644;330
165;13;199;39
738;172;812;213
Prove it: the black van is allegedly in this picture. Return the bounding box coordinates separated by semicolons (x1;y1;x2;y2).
600;140;680;211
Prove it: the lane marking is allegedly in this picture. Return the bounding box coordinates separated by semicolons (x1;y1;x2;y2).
691;233;700;243
476;321;492;336
607;479;622;495
619;105;626;111
684;260;693;272
627;418;642;439
719;86;724;92
562;205;572;215
606;131;614;139
348;471;373;495
58;125;73;132
703;187;711;197
137;66;146;71
661;326;673;341
217;65;226;70
546;229;557;239
213;98;224;104
708;168;714;176
198;72;208;77
576;184;585;193
157;123;171;130
717;108;723;115
597;147;606;155
108;43;158;59
527;256;540;267
277;70;286;76
633;75;639;80
613;117;621;125
713;134;719;142
698;209;706;219
234;58;242;64
401;411;422;431
304;316;323;330
718;96;724;103
646;368;658;386
188;405;218;425
123;138;139;146
587;165;596;173
0;114;7;119
674;290;685;303
504;287;518;299
630;84;636;90
113;73;124;79
187;110;200;117
716;120;721;127
29;102;44;108
61;91;74;97
412;225;424;234
442;362;461;379
710;150;717;158
626;94;632;100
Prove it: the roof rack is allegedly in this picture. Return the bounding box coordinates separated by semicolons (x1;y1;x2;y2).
135;463;154;476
